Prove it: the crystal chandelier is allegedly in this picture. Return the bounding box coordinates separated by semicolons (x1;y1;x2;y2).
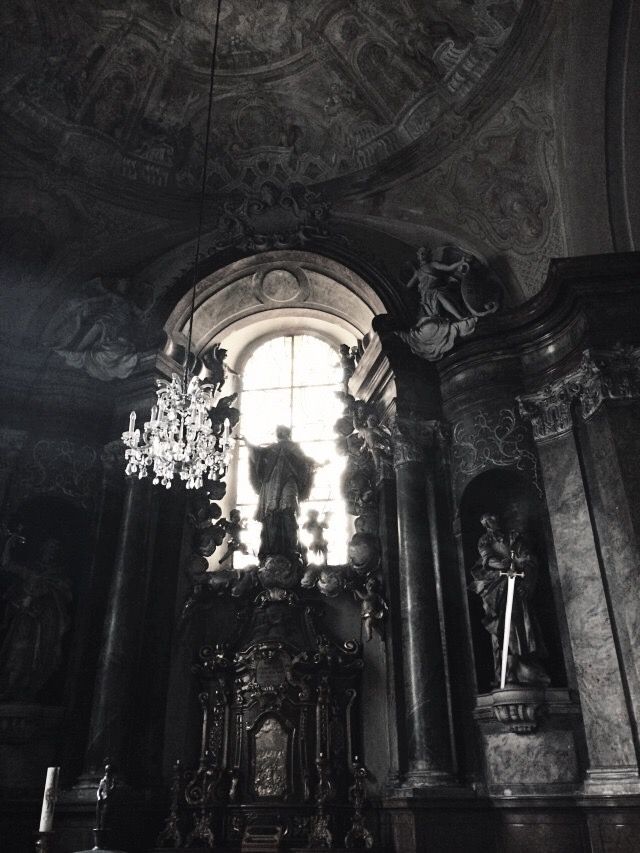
122;374;231;489
122;0;229;490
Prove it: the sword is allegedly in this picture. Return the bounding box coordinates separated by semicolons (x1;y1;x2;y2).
499;550;524;689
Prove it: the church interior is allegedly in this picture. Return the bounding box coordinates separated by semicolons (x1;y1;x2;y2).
1;1;640;851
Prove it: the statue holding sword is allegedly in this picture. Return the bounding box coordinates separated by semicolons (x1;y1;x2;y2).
470;513;550;689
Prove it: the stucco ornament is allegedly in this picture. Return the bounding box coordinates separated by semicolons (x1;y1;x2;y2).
44;277;150;381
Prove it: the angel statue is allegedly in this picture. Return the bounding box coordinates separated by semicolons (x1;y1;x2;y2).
353;412;392;471
395;245;501;361
354;576;387;642
217;509;249;566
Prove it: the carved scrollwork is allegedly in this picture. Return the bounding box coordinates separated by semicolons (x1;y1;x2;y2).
451;407;541;496
12;438;100;511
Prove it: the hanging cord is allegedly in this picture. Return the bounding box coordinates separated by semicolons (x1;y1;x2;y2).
183;0;223;390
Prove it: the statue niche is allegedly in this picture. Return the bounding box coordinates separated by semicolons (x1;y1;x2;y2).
460;469;566;694
469;512;549;688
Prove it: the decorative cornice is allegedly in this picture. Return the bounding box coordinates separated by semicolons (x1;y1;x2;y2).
518;345;640;442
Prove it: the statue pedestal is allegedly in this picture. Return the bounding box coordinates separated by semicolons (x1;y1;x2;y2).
474;687;582;797
0;703;66;791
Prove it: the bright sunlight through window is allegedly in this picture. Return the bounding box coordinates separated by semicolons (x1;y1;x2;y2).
234;335;349;566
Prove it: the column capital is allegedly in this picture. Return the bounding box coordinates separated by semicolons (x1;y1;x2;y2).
392;417;444;468
517;381;577;443
518;345;640;442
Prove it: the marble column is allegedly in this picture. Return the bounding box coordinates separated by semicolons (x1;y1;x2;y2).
393;420;454;788
81;473;156;783
579;404;640;736
65;441;127;725
377;466;402;788
519;373;640;794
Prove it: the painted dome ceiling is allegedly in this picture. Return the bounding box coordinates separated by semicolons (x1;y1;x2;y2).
1;0;551;205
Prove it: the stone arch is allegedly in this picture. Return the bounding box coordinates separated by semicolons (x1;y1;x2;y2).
162;250;385;368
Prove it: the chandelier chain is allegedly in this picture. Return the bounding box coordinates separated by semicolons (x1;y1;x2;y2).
184;0;223;390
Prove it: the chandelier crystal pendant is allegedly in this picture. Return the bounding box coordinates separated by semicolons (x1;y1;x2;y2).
122;0;228;490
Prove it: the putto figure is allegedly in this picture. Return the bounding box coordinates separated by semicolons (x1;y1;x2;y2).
218;509;249;566
301;508;329;566
245;426;318;559
469;512;550;687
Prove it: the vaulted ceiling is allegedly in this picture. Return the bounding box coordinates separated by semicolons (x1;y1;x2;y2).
9;0;633;356
1;0;552;204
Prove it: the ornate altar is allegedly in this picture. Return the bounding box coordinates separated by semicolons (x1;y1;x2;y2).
160;586;371;850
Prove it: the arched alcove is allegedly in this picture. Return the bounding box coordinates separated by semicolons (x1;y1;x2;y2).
459;469;567;694
162;250;385;370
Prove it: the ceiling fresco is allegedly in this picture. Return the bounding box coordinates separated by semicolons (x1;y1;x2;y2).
0;0;551;205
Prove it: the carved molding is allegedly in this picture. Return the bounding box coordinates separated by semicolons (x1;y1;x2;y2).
517;345;640;442
451;407;540;496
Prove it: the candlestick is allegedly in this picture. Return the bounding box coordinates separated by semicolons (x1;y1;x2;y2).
38;767;59;832
128;411;136;433
34;831;54;853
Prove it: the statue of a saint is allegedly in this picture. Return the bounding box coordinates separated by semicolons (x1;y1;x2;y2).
0;537;72;701
245;426;318;559
469;513;550;687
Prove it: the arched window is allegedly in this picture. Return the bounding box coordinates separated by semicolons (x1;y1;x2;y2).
232;334;349;566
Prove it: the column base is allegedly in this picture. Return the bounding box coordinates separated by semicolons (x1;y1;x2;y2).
582;767;640;796
390;768;474;798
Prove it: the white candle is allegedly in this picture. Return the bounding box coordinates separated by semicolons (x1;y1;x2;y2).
38;766;60;832
129;411;136;433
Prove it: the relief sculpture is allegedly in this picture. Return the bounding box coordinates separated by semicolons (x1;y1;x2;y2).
253;716;288;799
